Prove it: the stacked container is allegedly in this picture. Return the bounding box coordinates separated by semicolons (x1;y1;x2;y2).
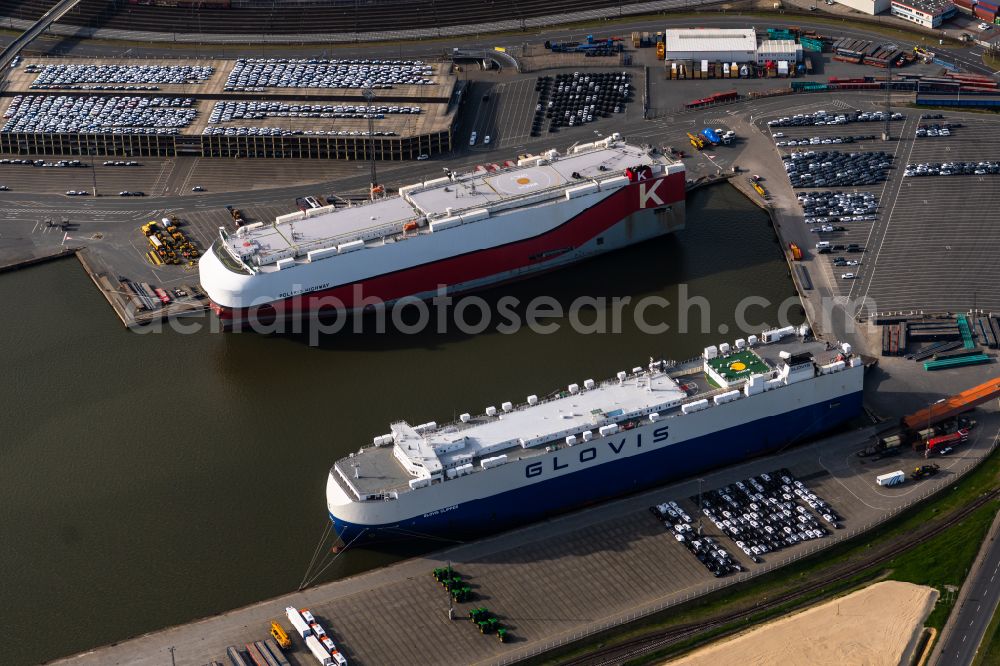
976;0;998;21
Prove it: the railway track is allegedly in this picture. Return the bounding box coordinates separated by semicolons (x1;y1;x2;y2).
556;487;1000;666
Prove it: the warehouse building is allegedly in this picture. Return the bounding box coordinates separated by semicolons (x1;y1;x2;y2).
756;39;804;64
663;28;757;62
831;0;891;15
890;0;956;26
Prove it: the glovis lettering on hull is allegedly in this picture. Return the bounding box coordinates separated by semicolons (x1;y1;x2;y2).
525;425;668;478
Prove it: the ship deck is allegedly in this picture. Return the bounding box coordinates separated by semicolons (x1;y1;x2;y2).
219;140;680;269
332;446;410;499
334;338;842;502
407;144;670;215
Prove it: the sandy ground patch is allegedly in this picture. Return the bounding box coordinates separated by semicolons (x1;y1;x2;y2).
666;580;938;666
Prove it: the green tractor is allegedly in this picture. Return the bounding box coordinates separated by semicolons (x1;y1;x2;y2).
478;617;501;634
451;585;472;603
469;607;490;623
445;576;464;591
432;566;455;583
497;627;510;643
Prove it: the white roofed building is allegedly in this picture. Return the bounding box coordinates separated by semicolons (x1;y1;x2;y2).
830;0;891;14
756;39;804;64
663;28;757;62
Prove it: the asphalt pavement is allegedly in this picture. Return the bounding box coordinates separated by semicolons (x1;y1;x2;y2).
932;511;1000;666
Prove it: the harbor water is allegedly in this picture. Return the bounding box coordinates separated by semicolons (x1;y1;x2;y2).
0;184;802;664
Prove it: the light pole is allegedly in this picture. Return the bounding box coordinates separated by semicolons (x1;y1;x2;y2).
168;646;176;666
363;86;379;198
88;145;98;196
697;477;704;535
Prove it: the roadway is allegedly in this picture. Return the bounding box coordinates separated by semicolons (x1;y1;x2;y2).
933;512;1000;666
0;0;83;69
0;13;996;76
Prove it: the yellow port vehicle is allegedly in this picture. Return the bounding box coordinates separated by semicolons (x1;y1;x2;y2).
686;132;705;150
270;621;291;649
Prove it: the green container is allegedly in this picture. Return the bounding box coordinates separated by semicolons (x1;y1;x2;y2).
923;354;990;371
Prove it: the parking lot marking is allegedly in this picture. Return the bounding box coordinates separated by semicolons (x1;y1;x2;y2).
848;114;918;312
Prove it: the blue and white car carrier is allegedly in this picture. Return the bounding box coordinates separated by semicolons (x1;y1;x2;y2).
327;329;865;543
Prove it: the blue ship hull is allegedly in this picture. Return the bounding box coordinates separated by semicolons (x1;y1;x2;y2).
330;390;864;544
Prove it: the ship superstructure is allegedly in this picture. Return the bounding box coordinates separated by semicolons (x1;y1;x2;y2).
199;134;686;325
327;328;865;542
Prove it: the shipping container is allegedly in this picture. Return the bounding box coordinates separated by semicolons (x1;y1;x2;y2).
876;471;905;486
285;607;312;638
227;646;251;666
305;636;334;666
263;638;292;666
245;642;274;666
300;609;316;625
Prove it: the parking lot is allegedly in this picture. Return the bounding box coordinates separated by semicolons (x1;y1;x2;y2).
465;78;539;151
756;102;1000;318
0;155;379;196
759;104;911;300
2;94;197;135
223;58;436;91
653;467;843;576
5;58;230;96
856;115;1000;316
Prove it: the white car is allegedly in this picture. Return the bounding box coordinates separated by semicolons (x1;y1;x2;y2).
841;273;856;280
484;135;491;145
469;131;477;145
417;154;429;160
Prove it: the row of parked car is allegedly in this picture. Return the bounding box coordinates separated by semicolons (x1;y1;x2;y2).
694;470;841;563
2;95;197;135
774;134;876;147
916;123;958;138
799;191;878;225
1;158;86;167
208;100;422;124
650;500;743;578
201;126;398;137
30;84;165;92
224;58;435;90
768;109;903;128
26;63;213;87
904;161;1000;177
783;150;892;188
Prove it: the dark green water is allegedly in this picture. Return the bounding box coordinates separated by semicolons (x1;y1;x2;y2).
0;184;801;665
